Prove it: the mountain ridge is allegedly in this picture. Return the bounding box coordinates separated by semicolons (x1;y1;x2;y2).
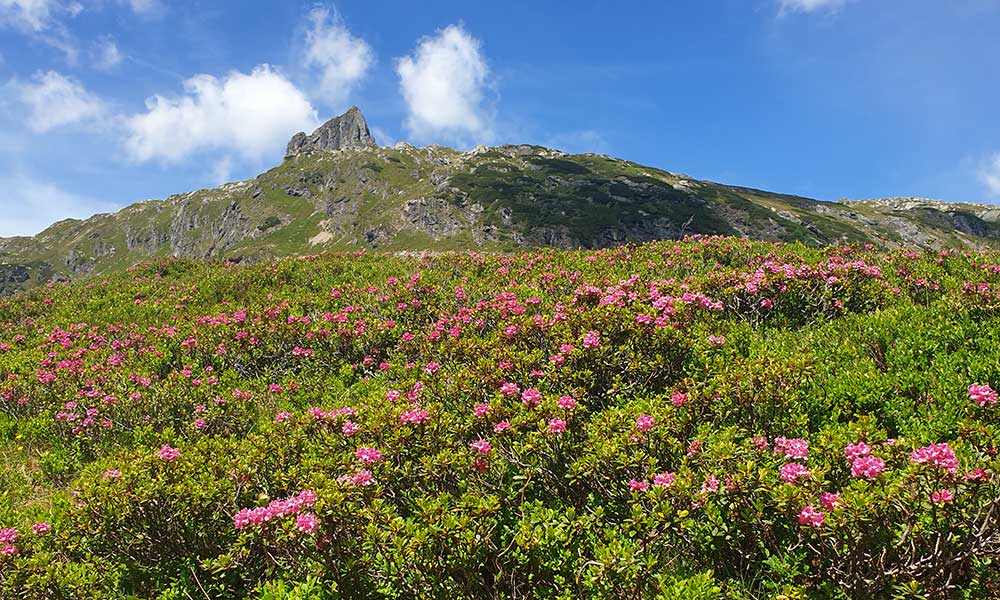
3;106;1000;294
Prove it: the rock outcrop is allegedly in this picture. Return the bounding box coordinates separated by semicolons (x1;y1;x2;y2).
285;106;377;159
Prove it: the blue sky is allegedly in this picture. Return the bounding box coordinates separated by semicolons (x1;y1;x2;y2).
1;0;1000;237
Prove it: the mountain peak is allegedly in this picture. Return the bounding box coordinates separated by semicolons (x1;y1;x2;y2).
285;106;377;159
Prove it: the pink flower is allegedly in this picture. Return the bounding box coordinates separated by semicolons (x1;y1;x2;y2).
700;475;719;494
295;512;318;533
469;439;492;455
423;361;440;374
635;414;655;432
909;443;959;473
158;444;180;461
780;462;811;484
964;467;991;482
274;411;292;423
400;408;431;425
355;447;383;464
581;330;601;349
471;458;489;473
499;382;520;397
557;395;577;410
930;489;955;504
820;492;841;510
0;528;17;544
521;388;542;408
850;455;885;479
102;469;121;479
493;420;512;433
32;522;51;535
845;442;871;461
193;418;206;430
473;403;491;418
341;421;361;435
774;437;809;460
687;439;702;456
628;479;649;492
969;383;997;407
0;545;17;557
547;418;567;433
798;506;825;527
708;335;725;346
671;391;688;407
751;436;769;450
653;472;675;487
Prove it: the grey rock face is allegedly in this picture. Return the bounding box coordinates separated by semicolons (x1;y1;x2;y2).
285;106;377;159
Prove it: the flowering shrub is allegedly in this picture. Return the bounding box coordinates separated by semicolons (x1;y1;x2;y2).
0;237;998;598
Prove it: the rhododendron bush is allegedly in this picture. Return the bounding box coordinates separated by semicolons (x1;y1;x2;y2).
0;236;998;599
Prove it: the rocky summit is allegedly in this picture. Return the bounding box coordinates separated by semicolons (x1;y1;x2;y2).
284;106;377;159
2;105;1000;295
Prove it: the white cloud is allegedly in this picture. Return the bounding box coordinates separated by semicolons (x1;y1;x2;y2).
0;0;82;60
778;0;852;13
90;36;123;70
302;7;374;107
396;24;493;145
124;64;319;163
0;171;115;237
121;0;160;14
210;155;233;185
8;70;106;132
981;152;1000;196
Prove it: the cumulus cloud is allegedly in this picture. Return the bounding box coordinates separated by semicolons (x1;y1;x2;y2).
778;0;852;13
396;24;493;145
121;0;160;14
981;152;1000;196
302;7;374;107
124;64;319;163
8;70;106;132
90;36;123;70
0;171;115;236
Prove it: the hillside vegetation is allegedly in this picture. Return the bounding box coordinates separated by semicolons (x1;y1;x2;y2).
4;134;1000;296
0;236;998;598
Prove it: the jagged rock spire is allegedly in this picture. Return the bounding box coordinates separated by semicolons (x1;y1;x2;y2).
285;106;377;159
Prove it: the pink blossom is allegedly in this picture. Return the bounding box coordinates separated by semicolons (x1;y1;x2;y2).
0;545;17;557
274;411;292;423
493;420;512;433
774;437;809;460
557;395;577;410
700;475;719;494
820;492;841;510
295;512;319;533
193;418;206;430
102;469;121;479
968;383;997;407
547;418;567;433
850;455;885;479
964;467;991;482
423;362;440;374
158;444;180;461
653;472;675;487
0;528;17;544
469;439;492;455
355;447;383;464
499;382;520;396
671;391;688;407
909;443;959;473
798;506;825;527
341;421;360;435
751;436;769;450
708;335;725;346
32;522;51;535
687;439;702;456
845;442;871;461
473;403;491;418
780;462;811;484
400;408;431;425
628;479;649;492
930;489;955;504
635;414;655;431
581;330;601;349
521;388;542;408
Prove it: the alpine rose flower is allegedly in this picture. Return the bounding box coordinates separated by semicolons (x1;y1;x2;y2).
32;522;51;535
158;444;180;461
820;492;841;510
547;418;567;433
780;462;811;484
295;512;319;533
850;455;885;479
968;384;997;407
909;443;959;473
931;489;955;504
469;439;492;455
798;506;825;527
635;414;655;431
355;447;383;464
